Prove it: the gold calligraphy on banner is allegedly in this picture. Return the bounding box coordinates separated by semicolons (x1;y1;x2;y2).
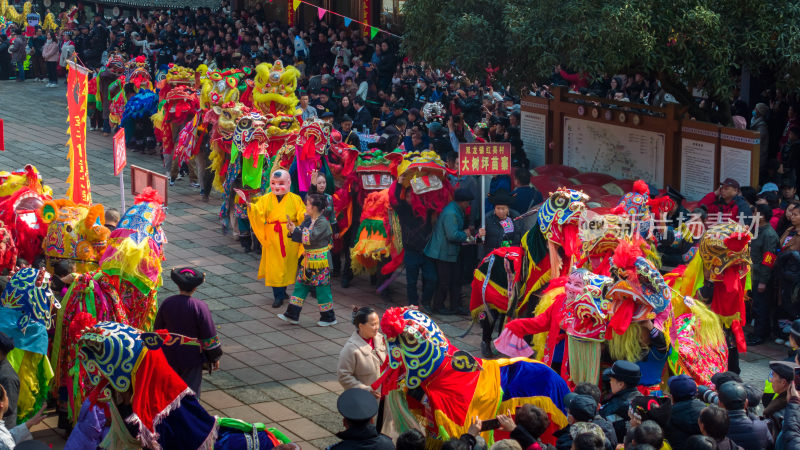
65;61;92;206
458;143;512;176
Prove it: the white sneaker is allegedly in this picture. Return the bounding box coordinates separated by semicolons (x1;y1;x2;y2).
277;314;299;325
776;338;786;345
317;319;338;327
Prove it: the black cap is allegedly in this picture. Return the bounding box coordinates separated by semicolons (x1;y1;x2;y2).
488;188;516;207
667;374;697;401
393;99;406;110
320;87;331;96
455;188;475;202
340;114;353;123
721;177;740;190
320;111;335;118
0;332;14;354
567;394;597;422
717;381;747;410
337;388;378;421
711;371;742;389
603;360;641;386
665;185;685;203
770;361;799;381
170;267;205;291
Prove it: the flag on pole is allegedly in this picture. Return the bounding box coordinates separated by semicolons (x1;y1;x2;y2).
65;61;92;206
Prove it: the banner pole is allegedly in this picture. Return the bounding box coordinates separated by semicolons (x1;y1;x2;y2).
481;174;486;230
119;172;126;211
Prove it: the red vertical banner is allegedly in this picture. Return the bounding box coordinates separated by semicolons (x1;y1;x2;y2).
0;118;4;151
113;128;127;176
288;0;296;27
66;61;92;206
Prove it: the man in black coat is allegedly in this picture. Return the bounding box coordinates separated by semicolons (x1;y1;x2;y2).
599;361;642;443
664;375;705;450
0;35;10;80
329;388;394;450
352;97;372;134
718;381;773;450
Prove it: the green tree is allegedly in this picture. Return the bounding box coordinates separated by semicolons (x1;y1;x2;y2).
401;0;800;124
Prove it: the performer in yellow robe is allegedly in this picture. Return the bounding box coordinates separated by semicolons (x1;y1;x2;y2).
246;170;306;308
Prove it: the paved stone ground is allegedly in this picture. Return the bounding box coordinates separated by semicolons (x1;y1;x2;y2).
0;80;784;449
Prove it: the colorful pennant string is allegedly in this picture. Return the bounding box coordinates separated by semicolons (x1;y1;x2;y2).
289;0;401;39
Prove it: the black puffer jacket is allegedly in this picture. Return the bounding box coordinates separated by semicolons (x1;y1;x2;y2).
328;424;394;450
664;398;705;450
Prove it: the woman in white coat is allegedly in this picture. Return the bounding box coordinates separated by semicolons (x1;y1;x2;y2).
337;306;386;395
337;306;396;436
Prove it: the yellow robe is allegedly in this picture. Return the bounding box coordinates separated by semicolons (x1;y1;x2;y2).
248;192;307;287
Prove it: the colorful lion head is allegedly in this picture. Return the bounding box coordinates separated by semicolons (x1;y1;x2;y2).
252;60;301;115
41;200;109;273
200;67;249;113
561;269;613;341
699;221;752;282
393;151;454;217
1;267;58;335
381;307;450;389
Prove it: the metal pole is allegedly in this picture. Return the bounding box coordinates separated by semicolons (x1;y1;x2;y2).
481;174;486;230
119;172;126;211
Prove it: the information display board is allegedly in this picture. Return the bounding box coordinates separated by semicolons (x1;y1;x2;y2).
563;117;665;186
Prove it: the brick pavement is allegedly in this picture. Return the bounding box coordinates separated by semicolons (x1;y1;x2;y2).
0;80;783;449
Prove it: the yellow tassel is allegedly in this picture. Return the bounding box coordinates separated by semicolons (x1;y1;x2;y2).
209;149;225;193
609;323;647;362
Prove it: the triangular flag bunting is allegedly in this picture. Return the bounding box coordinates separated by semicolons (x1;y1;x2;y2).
344;17;352;27
292;0;300;10
318;7;326;20
370;26;378;39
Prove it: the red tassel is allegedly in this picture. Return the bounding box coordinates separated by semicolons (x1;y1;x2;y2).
381;307;408;339
633;180;649;194
724;232;751;253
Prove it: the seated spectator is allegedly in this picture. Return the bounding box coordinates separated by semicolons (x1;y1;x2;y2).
497;404;553;450
780;184;798;209
716;382;773;450
698;178;752;224
329;388;394;449
664;375;704;450
698;405;742;450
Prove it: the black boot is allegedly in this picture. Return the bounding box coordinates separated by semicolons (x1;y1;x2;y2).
318;307;337;326
278;303;302;324
240;235;252;253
